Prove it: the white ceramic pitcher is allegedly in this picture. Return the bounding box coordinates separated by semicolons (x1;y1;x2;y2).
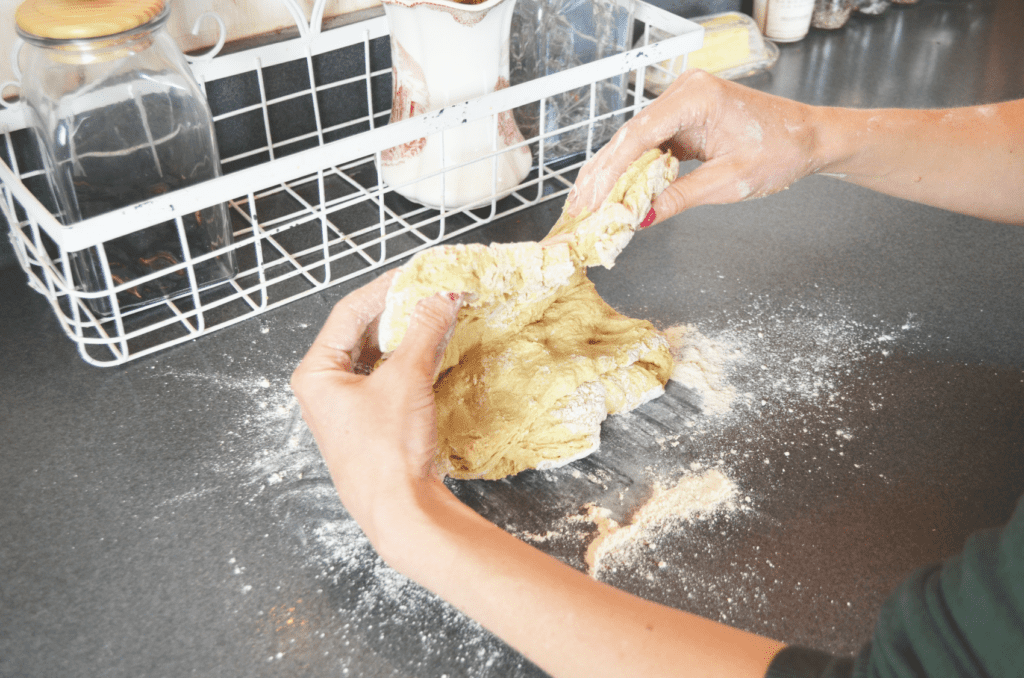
379;0;533;209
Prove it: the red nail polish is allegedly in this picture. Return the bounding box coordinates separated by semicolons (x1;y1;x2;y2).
640;208;656;229
448;292;459;301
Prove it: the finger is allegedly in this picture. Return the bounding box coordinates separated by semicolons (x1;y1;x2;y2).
386;292;462;383
297;270;398;376
568;71;707;215
568;130;649;217
567;124;658;214
651;158;761;216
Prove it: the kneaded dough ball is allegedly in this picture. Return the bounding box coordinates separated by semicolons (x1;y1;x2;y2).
380;149;679;479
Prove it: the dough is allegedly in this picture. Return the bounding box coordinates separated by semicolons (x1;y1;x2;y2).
380;149;679;479
378;242;576;355
545;148;680;269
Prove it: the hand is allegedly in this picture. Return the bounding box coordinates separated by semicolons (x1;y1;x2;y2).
289;270;462;557
569;70;821;224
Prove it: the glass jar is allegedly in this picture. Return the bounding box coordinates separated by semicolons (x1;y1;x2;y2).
855;0;891;15
753;0;816;43
812;0;855;29
16;0;235;315
510;0;635;162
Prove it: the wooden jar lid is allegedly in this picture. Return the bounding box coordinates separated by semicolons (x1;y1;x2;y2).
16;0;167;40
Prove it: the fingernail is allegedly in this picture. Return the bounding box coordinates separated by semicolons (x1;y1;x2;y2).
565;186;580;216
444;292;463;321
640;208;657;229
433;295;461;377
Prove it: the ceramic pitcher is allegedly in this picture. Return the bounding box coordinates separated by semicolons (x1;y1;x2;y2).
379;0;532;209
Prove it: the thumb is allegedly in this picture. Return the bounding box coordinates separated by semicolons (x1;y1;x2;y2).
653;158;757;216
387;292;462;382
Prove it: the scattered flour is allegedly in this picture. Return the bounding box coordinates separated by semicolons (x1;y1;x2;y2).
584;469;738;576
166;299;921;671
663;324;742;416
526;304;921;592
172;366;525;674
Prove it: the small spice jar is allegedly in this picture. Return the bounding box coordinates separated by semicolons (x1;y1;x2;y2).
855;0;891;15
812;0;855;29
753;0;817;43
15;0;235;314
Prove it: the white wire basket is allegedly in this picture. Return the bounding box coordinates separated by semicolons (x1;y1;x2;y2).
0;0;701;366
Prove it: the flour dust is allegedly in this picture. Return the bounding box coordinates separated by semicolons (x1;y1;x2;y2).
169;364;532;675
512;300;920;633
166;297;920;673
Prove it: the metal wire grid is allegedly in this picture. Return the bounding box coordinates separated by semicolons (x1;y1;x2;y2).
0;2;701;367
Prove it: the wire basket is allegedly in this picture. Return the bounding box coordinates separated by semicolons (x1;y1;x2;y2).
0;0;701;366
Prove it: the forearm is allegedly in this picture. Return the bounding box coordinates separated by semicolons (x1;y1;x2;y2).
811;100;1024;224
375;481;784;678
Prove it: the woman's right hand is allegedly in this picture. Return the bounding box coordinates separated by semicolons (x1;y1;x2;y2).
569;70;823;225
290;271;462;565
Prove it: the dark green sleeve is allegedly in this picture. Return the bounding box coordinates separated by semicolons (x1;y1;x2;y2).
764;646;854;678
765;495;1024;678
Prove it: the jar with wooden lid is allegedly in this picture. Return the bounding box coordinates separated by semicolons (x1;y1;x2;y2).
16;0;235;315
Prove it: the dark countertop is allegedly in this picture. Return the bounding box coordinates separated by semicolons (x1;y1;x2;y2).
2;1;1024;676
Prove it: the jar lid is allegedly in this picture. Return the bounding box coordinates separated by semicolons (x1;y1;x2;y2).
16;0;167;40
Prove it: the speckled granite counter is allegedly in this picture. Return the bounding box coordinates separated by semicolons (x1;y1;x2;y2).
2;1;1023;676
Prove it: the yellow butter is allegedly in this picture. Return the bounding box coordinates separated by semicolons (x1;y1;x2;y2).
688;19;752;73
637;12;779;95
